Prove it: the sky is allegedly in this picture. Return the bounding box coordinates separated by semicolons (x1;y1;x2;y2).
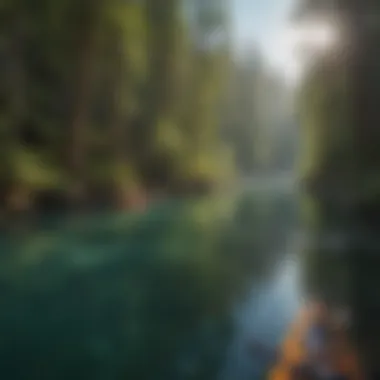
231;0;299;81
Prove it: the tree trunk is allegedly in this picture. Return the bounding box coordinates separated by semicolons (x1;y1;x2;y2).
5;15;28;213
109;32;129;208
67;2;100;208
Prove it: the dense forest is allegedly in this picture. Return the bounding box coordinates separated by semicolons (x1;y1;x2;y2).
0;0;295;217
295;0;380;376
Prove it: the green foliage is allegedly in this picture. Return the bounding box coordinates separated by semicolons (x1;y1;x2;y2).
10;147;63;189
0;0;238;210
298;58;350;179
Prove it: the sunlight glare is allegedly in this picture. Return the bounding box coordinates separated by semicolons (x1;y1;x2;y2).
295;23;338;50
276;21;339;84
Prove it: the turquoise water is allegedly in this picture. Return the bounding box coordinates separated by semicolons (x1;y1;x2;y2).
0;190;299;379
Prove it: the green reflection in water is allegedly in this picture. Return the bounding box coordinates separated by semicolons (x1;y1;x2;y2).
0;191;297;379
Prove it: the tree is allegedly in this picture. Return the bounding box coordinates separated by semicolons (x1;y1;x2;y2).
178;0;233;189
295;0;380;374
0;0;241;214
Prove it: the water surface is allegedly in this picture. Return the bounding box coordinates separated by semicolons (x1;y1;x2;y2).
0;189;300;379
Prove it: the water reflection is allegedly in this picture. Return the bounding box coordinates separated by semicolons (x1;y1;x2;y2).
221;254;302;380
0;191;297;379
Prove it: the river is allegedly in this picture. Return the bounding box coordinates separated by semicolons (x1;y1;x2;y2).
0;187;303;379
221;252;302;380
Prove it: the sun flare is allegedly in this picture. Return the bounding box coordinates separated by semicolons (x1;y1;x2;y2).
275;21;339;83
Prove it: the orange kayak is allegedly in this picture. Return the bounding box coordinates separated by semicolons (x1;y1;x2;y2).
267;307;364;380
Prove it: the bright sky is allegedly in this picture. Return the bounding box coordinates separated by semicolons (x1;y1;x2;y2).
232;0;299;82
232;0;341;85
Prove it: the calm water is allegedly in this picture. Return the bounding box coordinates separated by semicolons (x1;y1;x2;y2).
0;189;301;379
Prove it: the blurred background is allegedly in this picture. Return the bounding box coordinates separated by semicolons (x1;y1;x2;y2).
0;0;380;379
